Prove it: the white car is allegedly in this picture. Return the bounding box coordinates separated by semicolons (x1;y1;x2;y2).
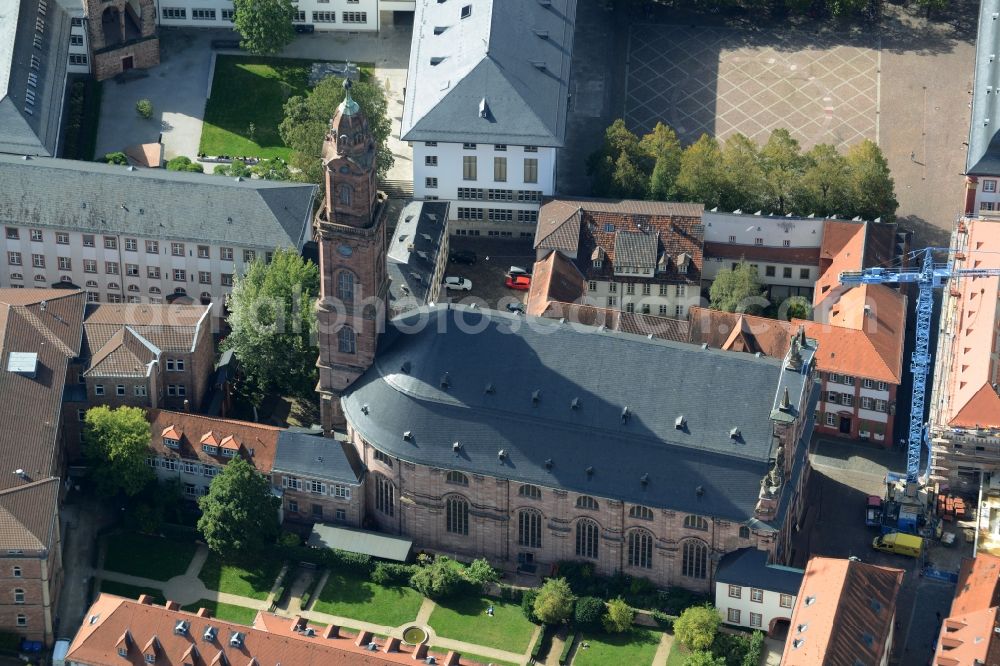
444;276;473;291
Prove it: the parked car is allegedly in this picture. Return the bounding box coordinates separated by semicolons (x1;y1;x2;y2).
872;532;923;558
507;266;530;277
449;250;477;265
865;495;883;527
505;275;532;291
506;302;526;314
444;276;473;291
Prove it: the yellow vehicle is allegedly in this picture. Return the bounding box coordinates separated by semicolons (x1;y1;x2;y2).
872;532;923;558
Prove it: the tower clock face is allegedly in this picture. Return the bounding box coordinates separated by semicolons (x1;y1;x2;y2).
338;244;353;257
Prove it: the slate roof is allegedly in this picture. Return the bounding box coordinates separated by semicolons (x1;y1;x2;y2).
967;0;1000;175
386;201;450;311
0;155;317;248
0;478;59;552
147;410;283;474
715;547;804;595
401;0;577;146
614;231;659;271
342;305;813;523
0;0;72;156
273;431;364;485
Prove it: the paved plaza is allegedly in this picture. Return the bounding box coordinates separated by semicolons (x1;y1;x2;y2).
625;25;879;150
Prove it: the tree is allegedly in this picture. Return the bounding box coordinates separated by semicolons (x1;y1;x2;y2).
465;558;500;590
709;260;767;314
533;577;576;625
683;651;726;666
719;133;766;212
844;139;898;221
587;119;649;199
103;152;128;165
166;156;204;173
760;128;806;215
640;122;683;200
197;457;280;559
83;406;153;497
409;557;463;599
781;296;812;321
792;143;850;217
222;248;319;409
213;160;252;178
280;76;393;183
521;589;540;623
673;604;721;651
602;597;634;633
233;0;295;55
135;99;153;119
676;134;724;209
251;158;291;181
574;596;605;628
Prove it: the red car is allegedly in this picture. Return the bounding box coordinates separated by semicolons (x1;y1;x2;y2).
505;275;531;291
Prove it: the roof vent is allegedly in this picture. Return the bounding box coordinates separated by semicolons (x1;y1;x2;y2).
780;388;792;412
174;621;189;635
484;383;495;394
229;631;245;648
498;449;507;461
401;361;411;373
453;441;462;452
570;397;580;410
367;642;378;651
621;406;630;424
531;61;547;71
640;473;649;486
534;29;549;39
754;352;762;358
440;373;450;388
696;485;704;496
792;639;804;649
544;458;553;470
7;352;37;378
701;343;708;350
305;628;316;637
797;623;807;633
585;466;594;476
730;427;741;440
532;389;541;405
403;431;413;441
425;658;437;665
675;415;686;430
479;97;488;119
361;404;370;415
805;596;816;606
203;626;217;642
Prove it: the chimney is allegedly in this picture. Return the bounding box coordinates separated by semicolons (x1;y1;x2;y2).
137;594;154;605
411;644;428;660
780;387;792;412
355;631;373;647
183;399;190;412
196;608;211;617
322;625;339;639
164;600;180;611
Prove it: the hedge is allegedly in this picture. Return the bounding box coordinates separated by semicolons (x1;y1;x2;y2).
558;632;576;665
371;561;416;586
530;624;551;662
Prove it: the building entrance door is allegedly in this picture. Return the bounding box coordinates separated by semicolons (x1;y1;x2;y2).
839;416;852;434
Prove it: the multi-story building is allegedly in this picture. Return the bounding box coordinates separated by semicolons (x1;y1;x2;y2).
67;594;462;665
0;155;316;312
533;198;705;319
386;200;449;316
964;0;1000;217
781;557;903;666
714;547;803;636
403;0;576;237
928;216;1000;494
0;0;74;156
272;431;364;526
932;554;1000;665
0;288;87;645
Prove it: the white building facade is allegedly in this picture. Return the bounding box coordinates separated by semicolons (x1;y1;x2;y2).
156;0;383;31
714;548;803;636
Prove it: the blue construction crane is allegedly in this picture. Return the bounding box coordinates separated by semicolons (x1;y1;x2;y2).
840;247;1000;486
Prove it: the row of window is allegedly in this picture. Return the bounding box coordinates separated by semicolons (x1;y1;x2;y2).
286;499;348;522
455;207;538;223
451;187;544;203
69;53;88;65
826;392;888;412
148;457;217;477
720;260;811;281
726;608;764;627
603;296;684;316
588;281;687;298
452;229;535;240
8;256;237;286
457;143;539;153
301;10;368;22
4;229;261;262
827;373;889;391
281;475;352;499
162;7;235;20
727;584;794;608
454;156;538;183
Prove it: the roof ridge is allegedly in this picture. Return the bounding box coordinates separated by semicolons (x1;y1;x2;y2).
151;409;285;431
16;306;74;357
0;476;60;498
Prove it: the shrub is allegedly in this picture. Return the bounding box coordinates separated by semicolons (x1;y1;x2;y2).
602;597;634;634
103;151;128;165
742;630;765;666
558;632;576;665
521;588;539;623
371;562;414;587
135;99;153;119
674;604;721;652
279;532;300;548
529;624;551;661
166;156;204;173
465;558;500;588
271;585;285;604
409;556;462;599
574;596;605;628
534;578;575;625
683;651;726;666
651;609;676;630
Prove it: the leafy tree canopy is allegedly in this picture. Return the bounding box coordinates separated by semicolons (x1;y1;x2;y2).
709;260;767;314
83;406;153;497
533;577;576;625
197;457;280;559
233;0;295;55
602;597;634;633
409;557;463;599
674;604;721;652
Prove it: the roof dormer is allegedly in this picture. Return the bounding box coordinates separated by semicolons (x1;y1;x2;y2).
115;630;131;657
141;635;159;663
219;435;241;458
161;425;182;449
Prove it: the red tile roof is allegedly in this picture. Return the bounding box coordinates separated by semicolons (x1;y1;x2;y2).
526;251;586;317
687;307;795;358
147;410;282;474
953;554;1000;616
67;595;457;666
933;555;1000;666
782;557;903;666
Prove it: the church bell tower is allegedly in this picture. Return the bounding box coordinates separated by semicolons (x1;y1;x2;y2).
315;79;389;432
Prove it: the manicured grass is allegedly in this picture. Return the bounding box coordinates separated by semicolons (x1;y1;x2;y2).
428;646;518;666
102;532;197;581
573;628;664;666
181;599;259;625
99;580;165;605
198;552;283;601
665;638;689;666
311;568;423;627
428;597;536;654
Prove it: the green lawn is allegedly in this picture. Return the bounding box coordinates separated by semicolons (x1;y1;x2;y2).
573;628;664;666
428;597;537;654
181;599;259;625
198;552;283;601
311;568;423;627
102;532;197;581
665;639;689;666
428;646;518;666
99;580;165;605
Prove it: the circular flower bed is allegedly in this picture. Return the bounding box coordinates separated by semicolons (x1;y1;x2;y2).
402;626;428;645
